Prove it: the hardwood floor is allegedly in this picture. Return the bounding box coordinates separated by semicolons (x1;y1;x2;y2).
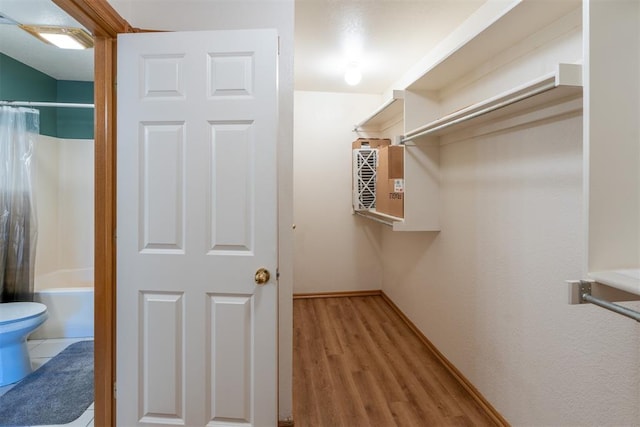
293;296;498;427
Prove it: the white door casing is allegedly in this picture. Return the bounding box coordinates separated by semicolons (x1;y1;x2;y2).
116;30;278;426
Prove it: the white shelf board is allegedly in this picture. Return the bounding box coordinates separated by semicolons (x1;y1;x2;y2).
403;63;582;142
354;209;403;227
408;0;581;92
355;90;404;131
589;269;640;297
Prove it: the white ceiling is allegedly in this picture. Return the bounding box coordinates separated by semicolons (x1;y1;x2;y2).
294;0;485;93
0;0;486;93
0;0;94;81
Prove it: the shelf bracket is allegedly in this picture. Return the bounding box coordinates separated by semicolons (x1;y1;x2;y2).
577;280;592;303
573;280;640;323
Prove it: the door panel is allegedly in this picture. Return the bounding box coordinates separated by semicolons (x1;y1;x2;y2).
207;294;252;421
209;121;254;254
117;29;278;427
140;123;185;253
140;291;185;422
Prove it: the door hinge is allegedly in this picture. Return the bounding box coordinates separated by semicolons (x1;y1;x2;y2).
113;381;117;399
276;268;280;279
277;36;280;56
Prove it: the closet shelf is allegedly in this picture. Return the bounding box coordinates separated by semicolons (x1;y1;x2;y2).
354;209;402;227
589;269;640;297
403;63;582;143
408;0;581;91
354;90;404;132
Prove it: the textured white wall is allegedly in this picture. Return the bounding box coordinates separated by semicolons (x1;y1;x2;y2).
293;91;384;294
106;0;295;419
381;114;640;425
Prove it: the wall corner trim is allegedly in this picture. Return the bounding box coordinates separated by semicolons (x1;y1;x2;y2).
292;290;382;299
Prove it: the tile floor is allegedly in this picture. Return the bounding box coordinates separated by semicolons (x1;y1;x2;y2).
0;337;95;427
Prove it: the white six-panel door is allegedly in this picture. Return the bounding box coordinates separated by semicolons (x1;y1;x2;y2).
116;29;278;427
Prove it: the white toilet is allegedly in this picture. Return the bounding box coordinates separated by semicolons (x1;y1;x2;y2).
0;302;48;386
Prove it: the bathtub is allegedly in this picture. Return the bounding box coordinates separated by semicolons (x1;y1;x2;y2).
31;269;94;339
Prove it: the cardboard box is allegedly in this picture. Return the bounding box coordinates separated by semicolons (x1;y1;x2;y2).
385;145;404;179
352;138;391;211
352;138;391;150
376;145;404;218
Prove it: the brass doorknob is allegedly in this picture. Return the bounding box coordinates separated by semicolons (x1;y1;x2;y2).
255;268;270;285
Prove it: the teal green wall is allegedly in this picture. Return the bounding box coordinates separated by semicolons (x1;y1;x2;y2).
0;54;57;135
57;81;94;139
0;53;94;139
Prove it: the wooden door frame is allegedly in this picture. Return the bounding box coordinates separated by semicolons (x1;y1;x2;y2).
51;1;133;425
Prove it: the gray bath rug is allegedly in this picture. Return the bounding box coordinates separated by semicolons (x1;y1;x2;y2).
0;340;94;426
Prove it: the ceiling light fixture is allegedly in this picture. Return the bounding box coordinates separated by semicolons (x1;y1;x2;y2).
19;25;93;50
344;63;362;86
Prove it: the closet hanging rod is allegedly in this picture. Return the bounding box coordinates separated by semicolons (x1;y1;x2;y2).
353;211;394;227
0;101;94;109
402;81;556;144
579;281;640;323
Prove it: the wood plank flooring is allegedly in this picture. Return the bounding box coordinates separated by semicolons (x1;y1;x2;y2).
293;296;497;427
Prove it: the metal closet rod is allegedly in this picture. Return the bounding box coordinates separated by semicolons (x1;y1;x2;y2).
0;101;94;109
579;281;640;323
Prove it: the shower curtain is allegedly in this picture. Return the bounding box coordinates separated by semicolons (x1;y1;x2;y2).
0;106;39;302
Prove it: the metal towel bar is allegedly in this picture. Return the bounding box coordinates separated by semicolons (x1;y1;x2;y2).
579;281;640;323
